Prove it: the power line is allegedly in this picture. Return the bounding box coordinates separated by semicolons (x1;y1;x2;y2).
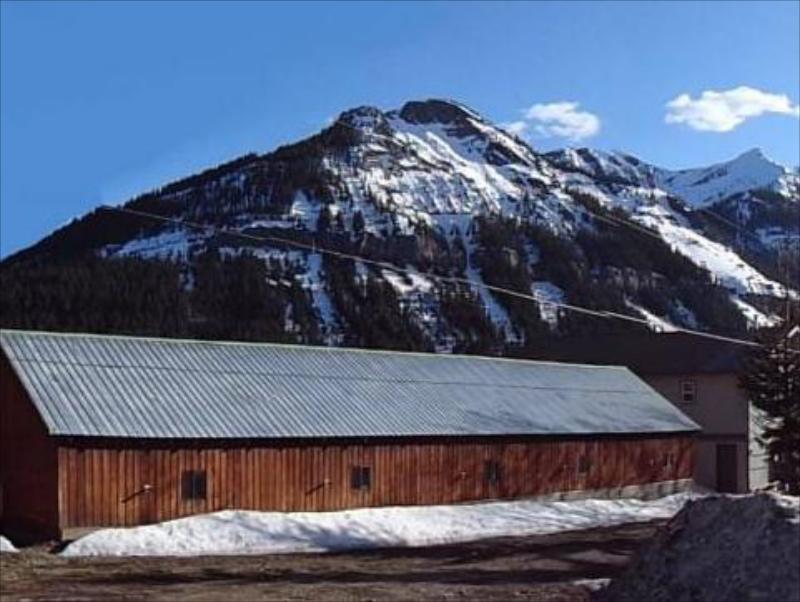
100;203;777;351
92;117;792;348
330;117;794;291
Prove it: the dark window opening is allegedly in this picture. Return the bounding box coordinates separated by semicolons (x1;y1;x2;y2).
578;455;591;474
181;470;207;501
681;379;697;403
484;460;502;485
351;466;371;490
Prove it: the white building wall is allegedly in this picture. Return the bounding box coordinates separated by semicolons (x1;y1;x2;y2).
644;373;758;493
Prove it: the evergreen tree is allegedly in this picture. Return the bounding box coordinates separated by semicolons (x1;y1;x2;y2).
352;210;365;237
740;321;800;494
316;205;332;233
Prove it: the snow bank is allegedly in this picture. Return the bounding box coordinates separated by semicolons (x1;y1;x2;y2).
598;493;800;602
61;493;694;558
0;535;17;553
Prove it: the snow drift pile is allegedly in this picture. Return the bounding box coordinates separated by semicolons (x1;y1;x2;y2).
0;535;18;553
598;493;800;602
61;493;692;557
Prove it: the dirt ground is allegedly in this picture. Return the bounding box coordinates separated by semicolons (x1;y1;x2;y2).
0;520;663;602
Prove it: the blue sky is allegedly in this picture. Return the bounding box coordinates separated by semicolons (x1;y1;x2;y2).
2;1;799;257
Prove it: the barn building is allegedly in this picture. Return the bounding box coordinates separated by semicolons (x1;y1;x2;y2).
0;330;698;540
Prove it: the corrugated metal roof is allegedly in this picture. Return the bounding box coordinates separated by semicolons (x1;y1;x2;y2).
0;330;699;440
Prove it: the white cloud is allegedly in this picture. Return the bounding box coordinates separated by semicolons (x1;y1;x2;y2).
665;86;800;132
500;120;528;136
523;102;601;141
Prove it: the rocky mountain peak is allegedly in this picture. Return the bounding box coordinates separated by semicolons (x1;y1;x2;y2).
737;147;768;161
397;99;483;125
728;147;786;175
332;105;393;136
544;147;658;187
660;146;796;207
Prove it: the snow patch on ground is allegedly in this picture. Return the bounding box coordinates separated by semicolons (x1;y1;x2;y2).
531;281;565;327
105;228;191;260
289;191;320;228
598;493;800;602
625;300;678;332
730;297;781;329
243;218;297;230
572;578;611;591
60;493;694;558
301;253;338;343
382;269;434;296
0;535;17;553
671;300;699;329
381;268;442;344
466;262;519;344
633;210;788;297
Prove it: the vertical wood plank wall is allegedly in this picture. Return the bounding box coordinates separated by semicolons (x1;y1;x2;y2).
0;357;59;538
57;436;693;529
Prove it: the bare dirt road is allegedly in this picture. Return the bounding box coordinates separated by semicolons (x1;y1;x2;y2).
0;520;662;601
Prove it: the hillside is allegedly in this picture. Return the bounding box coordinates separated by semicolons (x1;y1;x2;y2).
2;99;797;354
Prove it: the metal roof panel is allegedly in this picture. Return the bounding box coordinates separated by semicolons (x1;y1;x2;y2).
0;330;699;439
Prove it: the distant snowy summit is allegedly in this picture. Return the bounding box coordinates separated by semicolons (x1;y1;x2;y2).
4;98;797;349
545;146;798;208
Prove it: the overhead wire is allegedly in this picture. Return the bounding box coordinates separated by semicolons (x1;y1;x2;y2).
93;116;796;352
100;204;779;351
332;116;795;290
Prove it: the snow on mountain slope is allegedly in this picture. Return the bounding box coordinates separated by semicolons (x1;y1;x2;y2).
546;147;794;299
323;103;792;309
531;281;566;327
625;300;679;333
116;100;791;319
11;98;794;345
103;228;193;260
632;205;787;297
544;148;659;188
317;101;560;235
546;146;798;209
657;148;799;208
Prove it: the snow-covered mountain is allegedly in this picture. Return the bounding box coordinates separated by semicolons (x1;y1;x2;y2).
545;146;799;253
658;148;798;208
546;147;799;209
3;99;797;352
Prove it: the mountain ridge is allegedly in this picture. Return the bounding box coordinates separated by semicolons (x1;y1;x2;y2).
2;98;797;354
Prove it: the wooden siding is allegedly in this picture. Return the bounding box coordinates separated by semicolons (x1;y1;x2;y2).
0;355;59;539
56;435;693;529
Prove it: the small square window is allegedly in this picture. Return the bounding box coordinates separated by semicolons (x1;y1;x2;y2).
181;470;207;500
351;466;371;490
577;455;591;474
681;380;697;403
484;460;501;485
